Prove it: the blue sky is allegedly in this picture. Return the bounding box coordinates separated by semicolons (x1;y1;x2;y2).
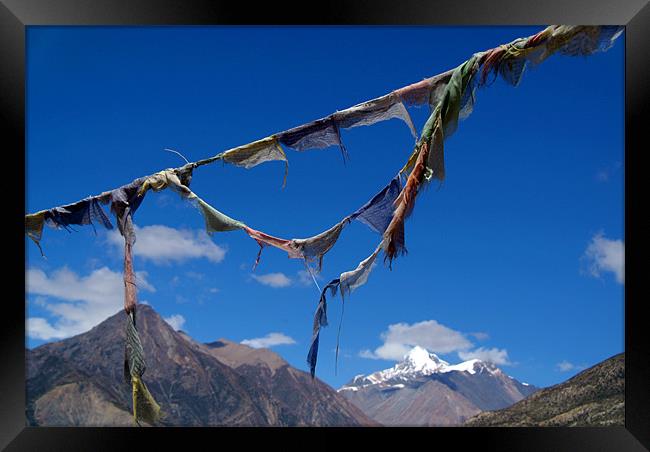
25;26;624;389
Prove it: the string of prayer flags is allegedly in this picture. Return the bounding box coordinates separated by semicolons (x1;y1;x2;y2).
277;88;422;162
139;169;347;271
24;24;624;390
478;25;623;87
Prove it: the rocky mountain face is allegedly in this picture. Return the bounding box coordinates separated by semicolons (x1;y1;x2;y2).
26;305;376;427
338;346;537;426
464;353;624;426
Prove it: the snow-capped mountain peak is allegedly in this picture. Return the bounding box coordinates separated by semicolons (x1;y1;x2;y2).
338;347;539;427
339;347;504;392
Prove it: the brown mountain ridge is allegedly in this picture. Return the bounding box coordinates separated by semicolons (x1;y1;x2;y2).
464;353;624;426
26;305;377;427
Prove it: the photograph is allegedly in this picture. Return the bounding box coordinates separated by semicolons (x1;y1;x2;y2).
22;24;626;429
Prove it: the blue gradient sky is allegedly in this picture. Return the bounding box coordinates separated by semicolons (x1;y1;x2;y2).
25;26;624;389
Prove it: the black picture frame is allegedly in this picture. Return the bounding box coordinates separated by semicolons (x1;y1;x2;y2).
3;0;648;450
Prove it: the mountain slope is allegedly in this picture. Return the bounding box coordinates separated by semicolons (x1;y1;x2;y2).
338;346;537;426
181;334;376;426
27;305;376;426
464;353;624;426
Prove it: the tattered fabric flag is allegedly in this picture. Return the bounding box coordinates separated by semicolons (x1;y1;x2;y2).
307;278;340;378
243;225;295;269
195;198;247;233
108;177;149;247
244;219;349;272
278;117;348;162
138;170;181;197
439;55;480;138
349;175;403;235
479;42;524;87
124;311;161;425
47;197;114;233
339;242;383;297
334;93;417;140
25;196;114;256
219;136;289;187
383;141;430;267
289;219;349;272
335;243;384;374
25;210;48;255
478;26;623;88
397;59;475;178
538;25;623;63
394;69;455;109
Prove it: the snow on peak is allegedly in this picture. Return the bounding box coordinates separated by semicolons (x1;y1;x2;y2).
443;359;481;375
403;346;449;372
338;347;507;392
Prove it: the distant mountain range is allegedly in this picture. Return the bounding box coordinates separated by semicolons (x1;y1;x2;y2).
464;352;624;426
26;305;624;427
337;346;538;426
26;305;376;426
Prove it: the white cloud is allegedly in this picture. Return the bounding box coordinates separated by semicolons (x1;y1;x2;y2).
458;347;512;366
359;320;473;360
469;332;490;341
582;232;624;284
556;360;584;372
251;272;292;288
241;332;296;349
26;266;155;341
164;314;186;331
208;288;220;294
107;225;226;264
27;317;65;341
